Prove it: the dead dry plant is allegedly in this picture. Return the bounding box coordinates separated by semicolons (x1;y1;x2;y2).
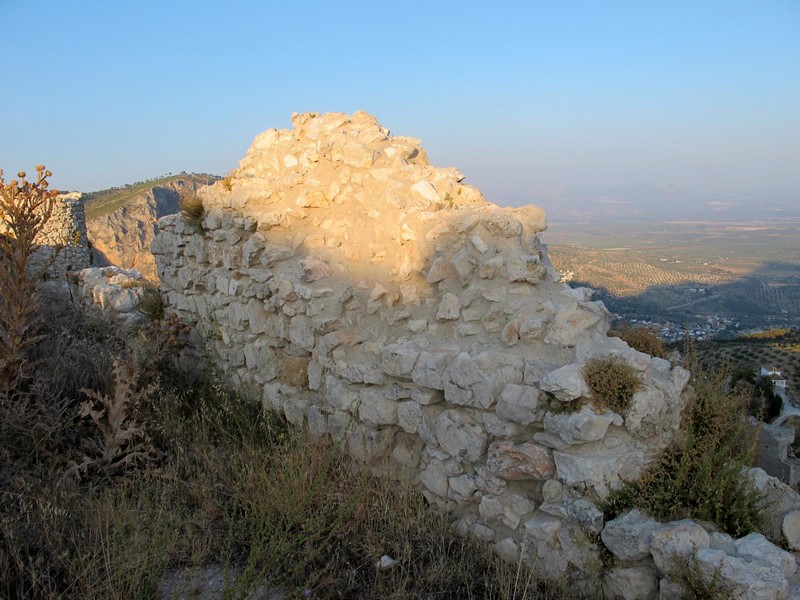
0;165;59;384
67;359;160;479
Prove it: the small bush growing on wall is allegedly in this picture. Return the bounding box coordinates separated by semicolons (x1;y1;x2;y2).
583;356;642;414
609;323;668;358
180;194;205;232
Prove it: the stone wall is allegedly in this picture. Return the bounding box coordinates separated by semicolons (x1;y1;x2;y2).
152;112;797;596
32;191;91;278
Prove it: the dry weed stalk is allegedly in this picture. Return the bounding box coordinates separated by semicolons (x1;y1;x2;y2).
0;165;59;383
68;359;160;479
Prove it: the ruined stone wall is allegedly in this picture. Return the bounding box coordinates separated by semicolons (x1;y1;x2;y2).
151;113;799;595
33;191;91;278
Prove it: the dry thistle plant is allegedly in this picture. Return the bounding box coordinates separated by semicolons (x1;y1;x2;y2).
68;359;160;479
0;165;59;384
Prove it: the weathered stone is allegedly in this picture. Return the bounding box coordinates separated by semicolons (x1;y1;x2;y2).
435;409;488;462
601;509;660;562
735;533;797;578
553;447;644;498
539;363;589;402
603;565;658;600
442;352;492;409
480;493;535;529
358;387;398;426
436;292;461;320
543;405;622;444
380;342;420;379
544;304;603;347
694;549;790;600
486;440;555;480
782;510;800;551
650;520;710;574
495;383;542;425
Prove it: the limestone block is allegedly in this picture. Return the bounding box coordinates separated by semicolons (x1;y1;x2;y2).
601;509;661;562
479;493;535;529
694;549;789;600
442;352;492;409
505;256;546;283
480;213;522;238
358;387;398;426
524;512;562;545
486;440;555;480
494;538;519;563
709;531;737;555
288;315;315;352
496;383;543;425
625;388;668;438
426;255;455;283
543;405;622;444
747;468;800;540
478;255;504;280
649;520;710;574
435;409;488;462
557;447;645;497
436;292;461;320
539;363;589;402
419;456;462;497
476;412;525;438
565;499;605;534
545;304;603;347
324;374;358;412
603;566;658;600
735;533;797;578
448;474;479;503
782;511;800;551
380;341;421;379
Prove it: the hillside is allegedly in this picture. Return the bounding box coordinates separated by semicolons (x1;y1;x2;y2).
84;173;218;279
83;173;216;220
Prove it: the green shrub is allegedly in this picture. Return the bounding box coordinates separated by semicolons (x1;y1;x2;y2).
609;323;668;358
583;356;642;414
602;359;765;537
180;194;205;232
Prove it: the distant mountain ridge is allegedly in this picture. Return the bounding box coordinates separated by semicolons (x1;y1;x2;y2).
85;173;219;279
518;184;800;222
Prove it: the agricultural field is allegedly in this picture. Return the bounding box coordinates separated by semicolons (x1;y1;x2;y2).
696;329;800;400
544;219;800;334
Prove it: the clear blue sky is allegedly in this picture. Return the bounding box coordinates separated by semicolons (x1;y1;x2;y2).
1;1;798;204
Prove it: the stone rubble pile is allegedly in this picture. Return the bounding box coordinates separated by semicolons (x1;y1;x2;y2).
74;266;149;323
151;111;797;597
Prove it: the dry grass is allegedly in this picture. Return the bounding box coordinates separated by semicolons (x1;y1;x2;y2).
180;194;205;232
609;323;668;358
0;292;572;599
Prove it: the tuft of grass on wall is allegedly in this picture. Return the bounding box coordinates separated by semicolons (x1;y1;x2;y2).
583;356;642;415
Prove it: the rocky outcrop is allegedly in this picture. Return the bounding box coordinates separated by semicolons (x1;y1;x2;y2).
87;177;209;280
152;112;695;588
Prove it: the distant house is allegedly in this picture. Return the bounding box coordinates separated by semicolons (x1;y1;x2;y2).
761;367;788;390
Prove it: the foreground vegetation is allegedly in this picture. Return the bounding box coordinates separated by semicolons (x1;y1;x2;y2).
602;345;765;537
1;298;566;599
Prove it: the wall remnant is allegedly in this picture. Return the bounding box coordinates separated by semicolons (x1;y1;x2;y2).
152;112;797;595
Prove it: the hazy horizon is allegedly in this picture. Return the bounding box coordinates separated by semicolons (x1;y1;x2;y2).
2;1;798;206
